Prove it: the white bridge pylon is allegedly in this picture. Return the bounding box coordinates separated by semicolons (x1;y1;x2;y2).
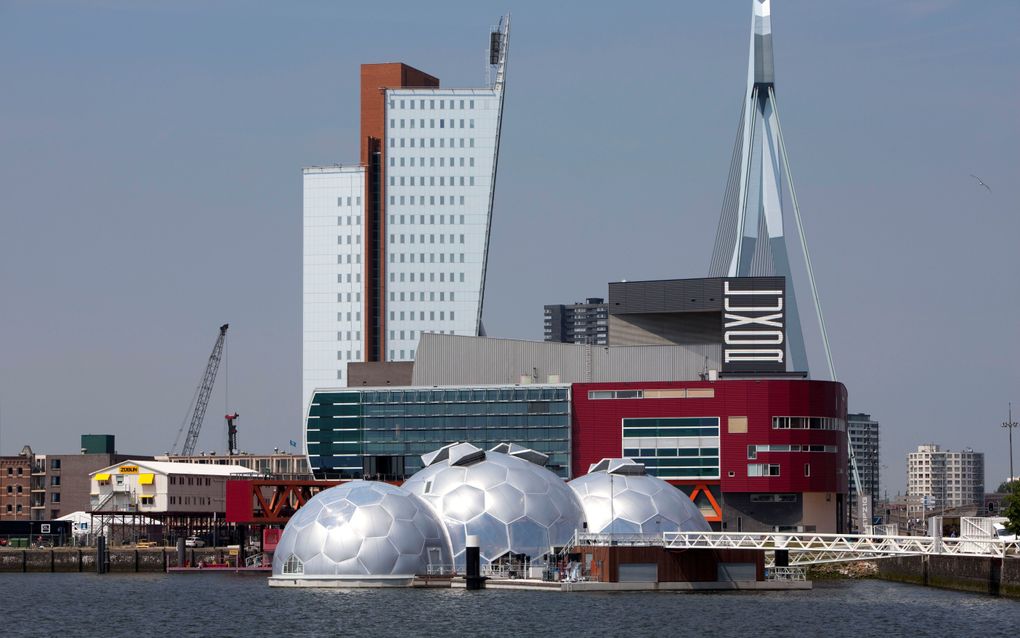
662;531;1020;566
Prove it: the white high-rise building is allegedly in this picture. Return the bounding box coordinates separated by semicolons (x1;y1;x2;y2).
302;16;510;410
906;444;985;519
302;165;365;403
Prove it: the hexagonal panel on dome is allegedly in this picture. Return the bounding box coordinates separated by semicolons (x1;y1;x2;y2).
442;484;486;523
402;445;586;568
568;459;712;536
322;524;364;565
270;480;454;585
485;482;525;523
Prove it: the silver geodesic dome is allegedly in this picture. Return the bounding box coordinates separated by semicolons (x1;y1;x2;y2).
402;442;585;567
568;458;711;535
269;480;453;586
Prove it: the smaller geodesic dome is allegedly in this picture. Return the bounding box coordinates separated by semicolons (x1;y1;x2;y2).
402;442;586;568
568;458;711;535
269;480;453;587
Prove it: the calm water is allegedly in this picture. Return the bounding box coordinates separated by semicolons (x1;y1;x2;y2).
3;574;1018;637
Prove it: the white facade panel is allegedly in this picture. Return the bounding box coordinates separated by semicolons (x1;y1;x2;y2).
303;166;365;412
382;88;503;362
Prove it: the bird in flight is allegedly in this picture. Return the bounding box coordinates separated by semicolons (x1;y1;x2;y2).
970;174;991;193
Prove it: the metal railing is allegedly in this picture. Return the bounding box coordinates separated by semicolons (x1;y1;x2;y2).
663;531;1020;565
245;553;266;568
482;559;531;579
423;564;457;576
766;566;807;581
573;532;666;547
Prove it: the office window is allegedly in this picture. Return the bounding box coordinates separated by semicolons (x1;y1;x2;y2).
747;463;780;477
728;416;748;434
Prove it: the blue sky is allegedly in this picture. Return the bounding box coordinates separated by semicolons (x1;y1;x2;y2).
1;1;1017;494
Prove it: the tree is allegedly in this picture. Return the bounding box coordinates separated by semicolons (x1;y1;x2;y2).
1003;481;1020;536
996;480;1017;494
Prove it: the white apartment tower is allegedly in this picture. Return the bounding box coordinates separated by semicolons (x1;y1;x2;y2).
302;16;510;408
906;444;985;518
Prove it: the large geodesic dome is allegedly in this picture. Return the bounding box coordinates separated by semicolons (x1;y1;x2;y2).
269;480;453;587
402;442;585;568
568;458;711;535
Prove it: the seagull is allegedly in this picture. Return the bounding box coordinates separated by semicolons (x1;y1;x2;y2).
970;174;991;193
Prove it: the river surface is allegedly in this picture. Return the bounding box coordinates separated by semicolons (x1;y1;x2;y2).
3;573;1018;637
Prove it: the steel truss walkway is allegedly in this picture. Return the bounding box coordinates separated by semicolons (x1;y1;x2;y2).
570;532;1020;566
662;532;1020;566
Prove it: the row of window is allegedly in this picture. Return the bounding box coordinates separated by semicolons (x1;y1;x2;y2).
168;495;212;506
747;463;814;478
747;444;838;459
390;175;475;189
389;252;466;264
338;273;361;284
390;155;476;169
338;292;362;303
771;417;845;431
168;476;212;486
390;137;475;149
588;388;716;400
390;117;476;129
338;215;362;226
339;254;362;264
338;234;361;245
389;194;470;206
336;197;362;208
390;271;463;284
388;293;457;305
3;459;61;474
624;447;719;458
389;233;466;245
623;427;720;438
359;430;568;449
316;388;568;405
390;98;476;110
390;213;466;226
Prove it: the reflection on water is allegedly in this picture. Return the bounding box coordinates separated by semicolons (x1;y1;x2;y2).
6;574;1018;637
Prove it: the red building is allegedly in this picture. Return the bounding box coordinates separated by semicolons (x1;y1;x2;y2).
572;379;848;533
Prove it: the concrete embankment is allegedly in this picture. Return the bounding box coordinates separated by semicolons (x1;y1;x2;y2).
0;548;236;573
876;555;1020;598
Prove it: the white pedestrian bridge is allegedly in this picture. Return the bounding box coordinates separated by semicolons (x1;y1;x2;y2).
572;531;1020;566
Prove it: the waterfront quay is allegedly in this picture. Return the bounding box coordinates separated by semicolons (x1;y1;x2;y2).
0;546;246;573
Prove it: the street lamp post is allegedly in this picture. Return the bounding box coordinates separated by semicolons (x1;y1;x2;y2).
1004;403;1018;484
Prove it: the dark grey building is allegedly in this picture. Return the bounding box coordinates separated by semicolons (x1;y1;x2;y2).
847;413;880;521
543;298;608;345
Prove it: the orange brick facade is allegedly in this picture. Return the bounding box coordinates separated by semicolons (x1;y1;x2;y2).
359;64;439;361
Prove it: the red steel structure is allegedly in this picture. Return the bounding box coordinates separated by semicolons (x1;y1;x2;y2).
225;480;340;525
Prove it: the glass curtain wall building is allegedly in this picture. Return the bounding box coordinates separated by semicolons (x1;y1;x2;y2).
306;384;571;481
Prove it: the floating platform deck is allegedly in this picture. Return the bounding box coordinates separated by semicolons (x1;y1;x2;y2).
168;565;271;574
